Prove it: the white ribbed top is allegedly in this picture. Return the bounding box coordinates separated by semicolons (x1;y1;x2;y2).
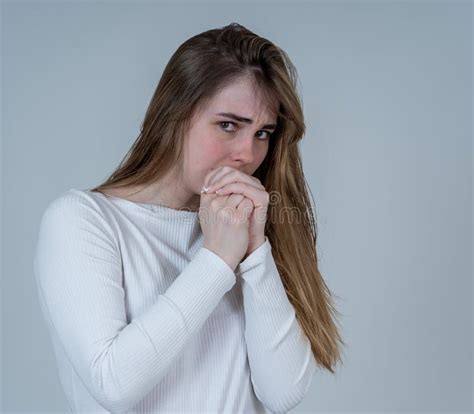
33;188;317;413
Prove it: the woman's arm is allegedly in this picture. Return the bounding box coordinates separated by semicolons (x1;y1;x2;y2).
34;193;236;413
237;238;317;413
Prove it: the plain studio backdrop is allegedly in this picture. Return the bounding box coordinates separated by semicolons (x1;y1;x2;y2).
1;0;472;413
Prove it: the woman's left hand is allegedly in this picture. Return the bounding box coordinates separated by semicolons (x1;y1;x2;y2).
203;166;269;259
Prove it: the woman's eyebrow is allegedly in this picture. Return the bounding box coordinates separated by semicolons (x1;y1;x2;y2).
215;112;277;130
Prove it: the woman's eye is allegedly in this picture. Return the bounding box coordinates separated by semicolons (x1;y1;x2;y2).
219;121;236;132
256;130;271;140
219;121;271;141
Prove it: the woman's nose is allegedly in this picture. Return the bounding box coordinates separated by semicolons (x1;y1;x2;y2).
232;135;255;164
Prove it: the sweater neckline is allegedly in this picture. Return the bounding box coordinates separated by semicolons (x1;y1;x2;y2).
81;189;200;221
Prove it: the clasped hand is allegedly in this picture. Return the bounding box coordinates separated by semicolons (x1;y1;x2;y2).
201;166;269;259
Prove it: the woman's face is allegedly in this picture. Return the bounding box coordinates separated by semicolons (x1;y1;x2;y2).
182;76;278;194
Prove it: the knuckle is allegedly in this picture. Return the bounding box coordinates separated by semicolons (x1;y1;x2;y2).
230;170;240;180
229;193;243;202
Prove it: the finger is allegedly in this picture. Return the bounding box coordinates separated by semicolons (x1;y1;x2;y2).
201;166;223;193
206;192;244;209
199;190;220;203
236;197;254;218
226;193;245;209
215;182;267;208
205;166;228;188
203;166;226;189
207;170;263;193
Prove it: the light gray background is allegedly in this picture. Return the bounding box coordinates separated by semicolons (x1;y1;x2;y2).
1;0;472;412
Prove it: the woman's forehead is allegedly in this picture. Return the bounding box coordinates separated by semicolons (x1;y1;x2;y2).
204;90;278;121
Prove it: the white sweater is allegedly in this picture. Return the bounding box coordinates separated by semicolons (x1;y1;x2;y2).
33;188;317;413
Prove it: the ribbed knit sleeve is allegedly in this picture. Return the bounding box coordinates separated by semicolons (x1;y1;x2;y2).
33;194;236;413
236;237;317;413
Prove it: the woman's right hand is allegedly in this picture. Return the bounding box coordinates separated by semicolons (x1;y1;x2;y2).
199;178;254;271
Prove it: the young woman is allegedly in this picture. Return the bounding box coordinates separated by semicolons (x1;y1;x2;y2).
34;23;345;413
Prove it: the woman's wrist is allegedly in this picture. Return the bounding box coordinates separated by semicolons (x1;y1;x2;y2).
242;236;266;261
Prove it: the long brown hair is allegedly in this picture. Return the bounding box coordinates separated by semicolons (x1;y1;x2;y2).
88;23;345;373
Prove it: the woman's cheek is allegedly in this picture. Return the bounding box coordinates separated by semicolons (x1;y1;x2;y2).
203;138;228;161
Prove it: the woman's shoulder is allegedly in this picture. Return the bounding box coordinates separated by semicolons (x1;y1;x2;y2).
36;188;121;254
45;188;102;213
40;188;115;233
